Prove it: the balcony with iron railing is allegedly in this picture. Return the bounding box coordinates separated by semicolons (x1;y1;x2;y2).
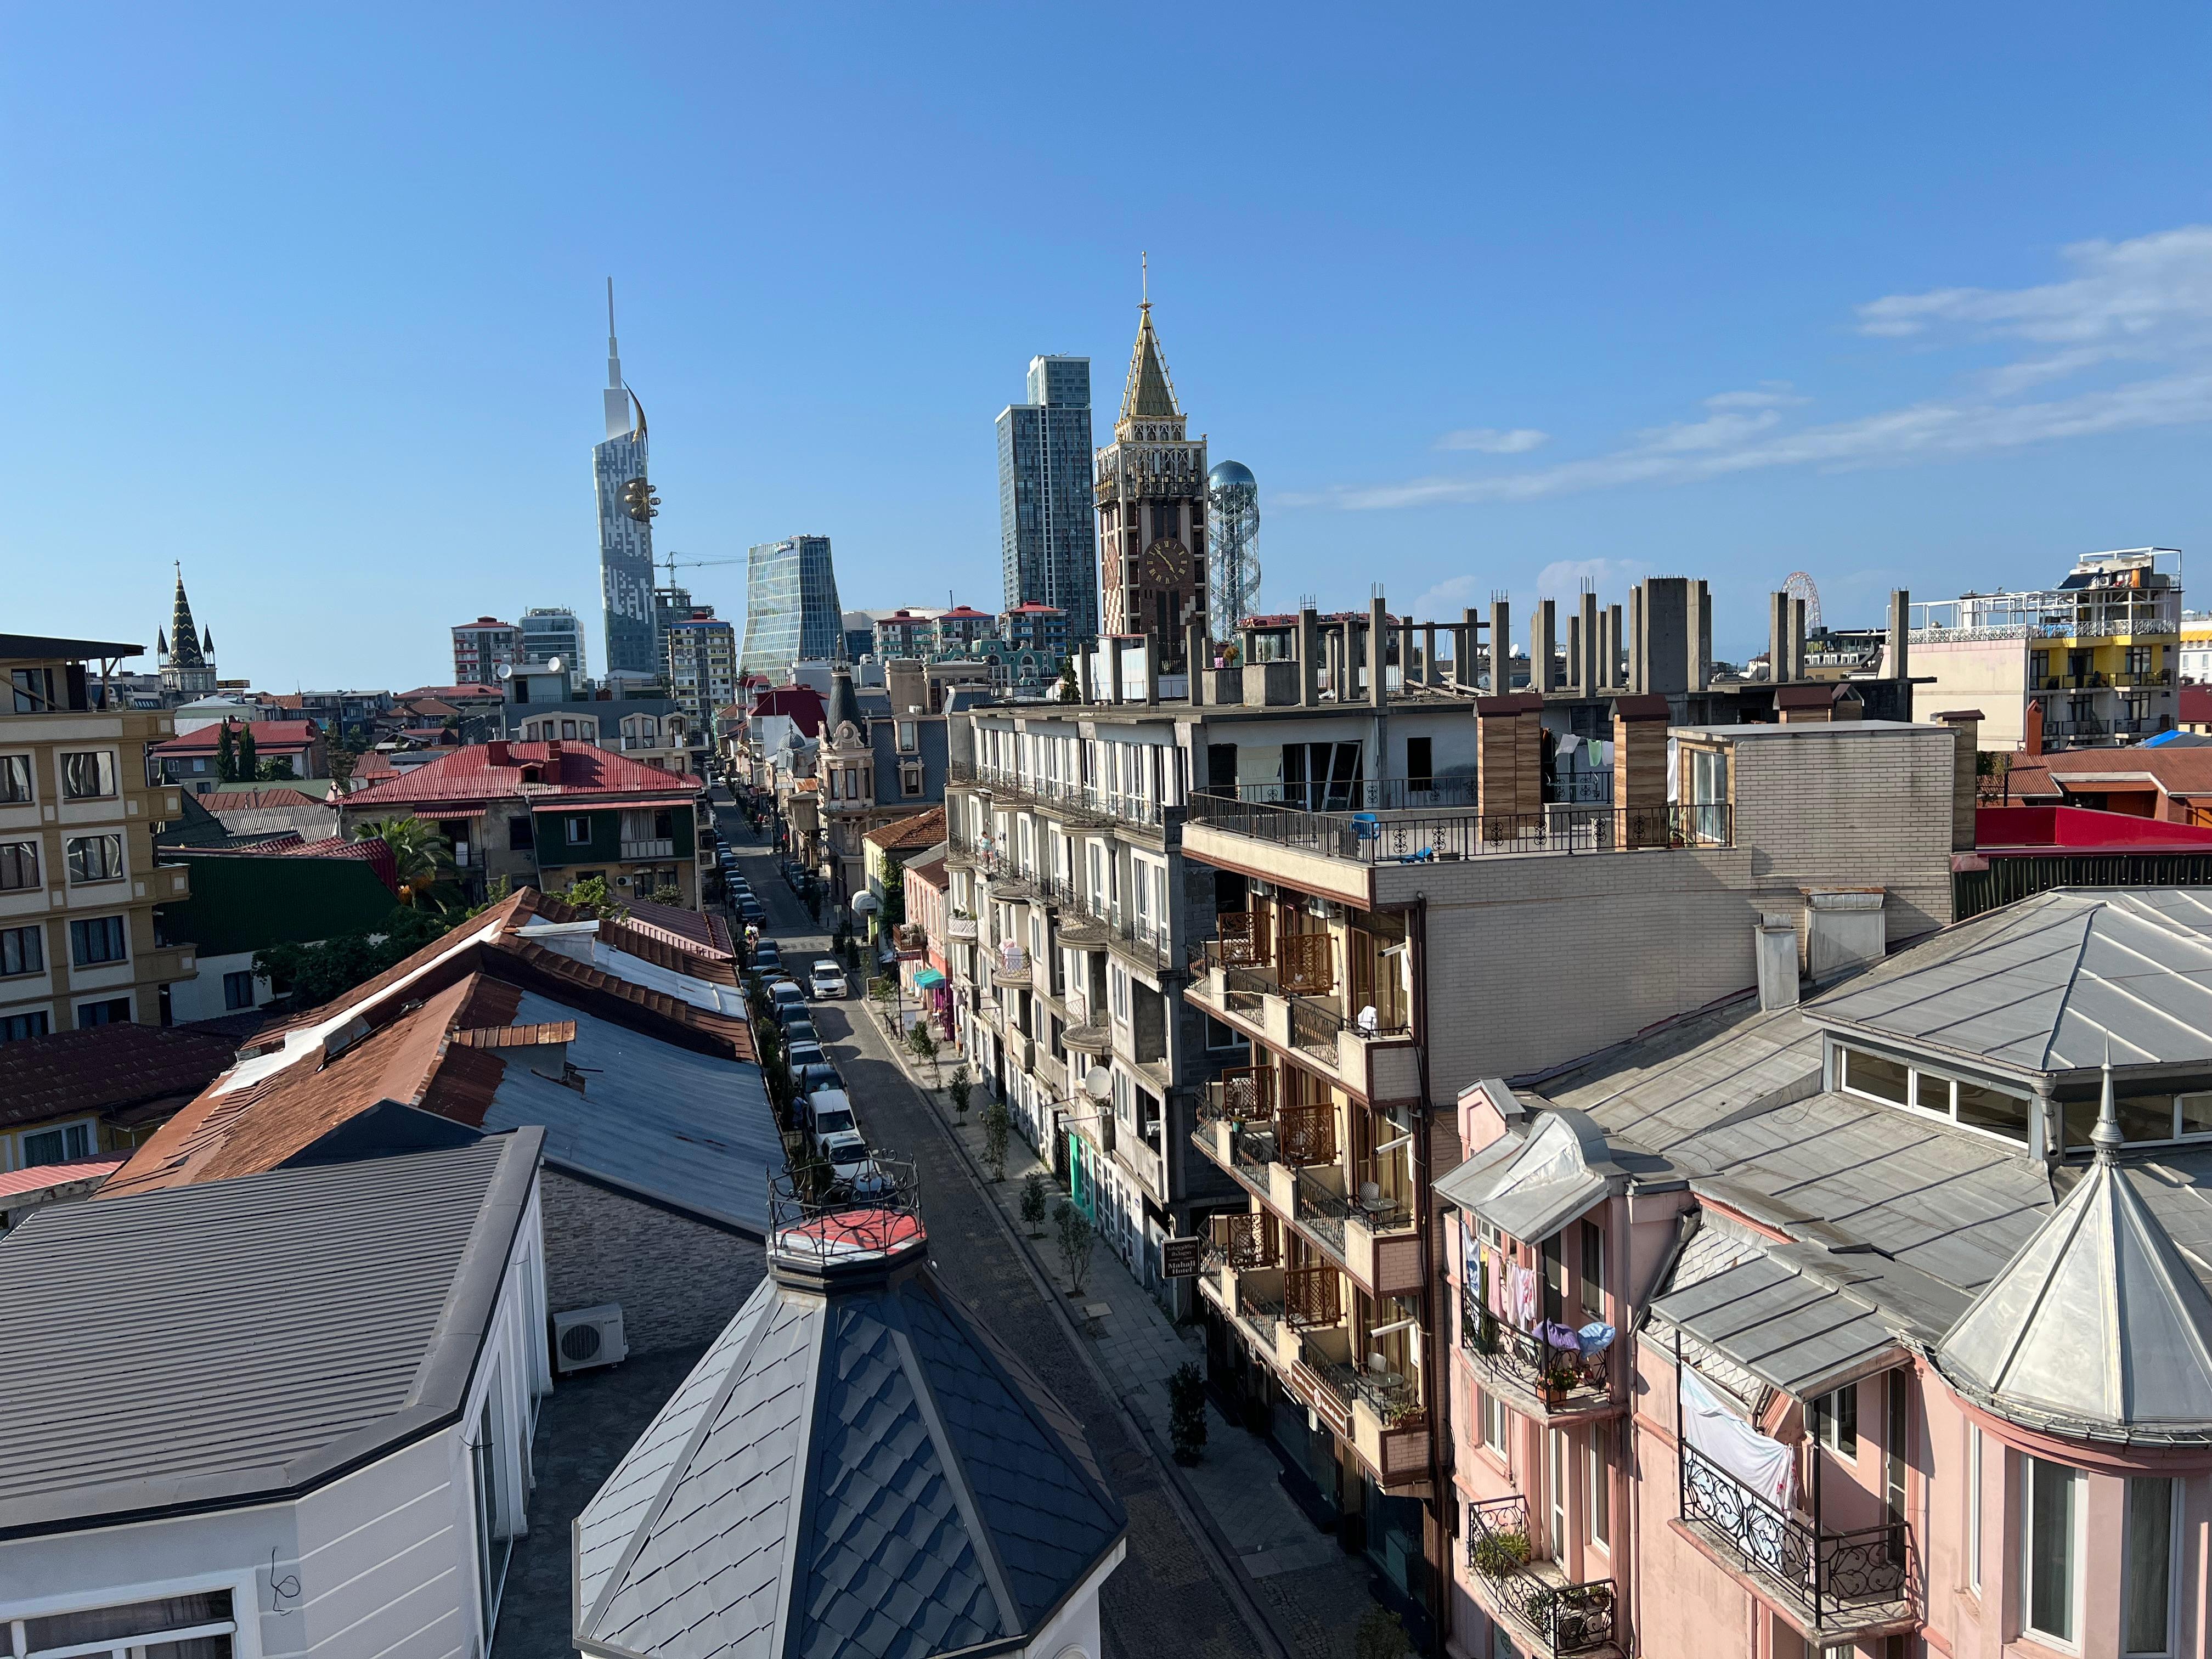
1187;933;1418;1099
1677;1442;1915;1640
1464;1495;1621;1658
1187;791;1730;866
946;759;1173;833
1462;1283;1619;1421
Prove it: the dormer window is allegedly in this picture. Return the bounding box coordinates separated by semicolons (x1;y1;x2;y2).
521;766;542;783
1837;1044;2030;1144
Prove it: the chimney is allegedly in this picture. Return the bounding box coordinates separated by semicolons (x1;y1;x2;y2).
1887;588;1911;687
1369;595;1389;708
1476;693;1545;837
1299;606;1321;708
1756;914;1801;1011
487;738;512;766
1933;710;1983;851
2023;696;2045;759
1610;694;1671;847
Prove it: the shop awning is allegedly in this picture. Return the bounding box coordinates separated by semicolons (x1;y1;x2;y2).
912;967;945;989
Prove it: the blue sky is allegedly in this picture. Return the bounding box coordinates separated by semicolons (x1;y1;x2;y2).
6;4;2210;689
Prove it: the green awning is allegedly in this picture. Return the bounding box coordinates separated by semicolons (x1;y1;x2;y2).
912;967;945;989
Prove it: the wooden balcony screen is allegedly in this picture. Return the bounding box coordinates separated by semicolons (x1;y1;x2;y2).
1279;930;1335;995
1279;1101;1339;1167
1217;911;1266;968
1220;1064;1276;1120
1285;1265;1342;1329
1210;1209;1280;1269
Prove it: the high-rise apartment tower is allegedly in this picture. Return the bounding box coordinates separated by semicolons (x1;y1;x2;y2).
594;282;658;682
517;607;586;674
995;357;1099;646
739;537;846;678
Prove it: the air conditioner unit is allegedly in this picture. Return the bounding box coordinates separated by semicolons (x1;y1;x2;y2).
552;1304;627;1374
615;873;632;887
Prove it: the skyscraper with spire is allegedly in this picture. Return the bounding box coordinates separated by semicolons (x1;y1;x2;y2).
594;281;659;684
1095;270;1207;665
158;565;218;698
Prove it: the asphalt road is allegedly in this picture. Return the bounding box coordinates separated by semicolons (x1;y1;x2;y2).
718;802;1273;1659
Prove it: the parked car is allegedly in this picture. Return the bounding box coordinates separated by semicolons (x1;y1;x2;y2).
752;940;782;973
793;1060;841;1097
819;1130;871;1184
781;1017;821;1050
737;898;766;924
775;999;817;1029
766;979;806;1014
801;1086;854;1131
786;1039;830;1072
808;960;848;1000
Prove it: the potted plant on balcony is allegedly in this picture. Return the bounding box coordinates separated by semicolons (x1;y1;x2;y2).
1541;1362;1579;1408
1468;1527;1531;1578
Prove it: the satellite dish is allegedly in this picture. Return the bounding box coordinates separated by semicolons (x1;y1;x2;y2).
546;656;565;674
496;663;514;680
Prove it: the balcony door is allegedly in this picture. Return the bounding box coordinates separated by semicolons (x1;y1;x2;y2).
1546;1427;1568;1562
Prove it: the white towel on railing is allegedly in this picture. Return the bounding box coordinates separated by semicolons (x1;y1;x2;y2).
1680;1364;1796;1512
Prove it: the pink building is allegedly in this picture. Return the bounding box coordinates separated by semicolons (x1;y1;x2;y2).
1441;887;2212;1659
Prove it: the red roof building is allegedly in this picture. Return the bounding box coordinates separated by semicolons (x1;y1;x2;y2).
340;741;708;909
748;685;827;737
152;718;330;791
0;1022;249;1170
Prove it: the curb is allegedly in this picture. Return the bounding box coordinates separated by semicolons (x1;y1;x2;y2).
866;1028;1295;1659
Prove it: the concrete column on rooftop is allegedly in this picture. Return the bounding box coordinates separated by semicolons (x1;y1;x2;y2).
1579;590;1600;697
1769;591;1793;687
1566;614;1584;696
1186;619;1209;706
1791;596;1808;684
1605;603;1624;691
1628;586;1645;693
1532;600;1558;695
1611;693;1671;848
1106;635;1125;706
1398;616;1416;700
1933;709;1983;851
1143;632;1160;706
1887;589;1911;694
1692;580;1712;693
1489;599;1511;693
1423;623;1439;689
1370;597;1390;708
1298;607;1320;708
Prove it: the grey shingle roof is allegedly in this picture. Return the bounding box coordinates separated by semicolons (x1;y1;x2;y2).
483;990;782;1237
574;1256;1125;1659
0;1130;540;1537
1807;887;2212;1074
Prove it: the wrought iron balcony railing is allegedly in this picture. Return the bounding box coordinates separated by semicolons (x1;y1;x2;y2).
1464;1495;1618;1658
1462;1286;1612;1413
1678;1443;1912;1632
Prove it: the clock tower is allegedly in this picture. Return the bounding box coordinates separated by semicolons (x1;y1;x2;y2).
1096;289;1207;668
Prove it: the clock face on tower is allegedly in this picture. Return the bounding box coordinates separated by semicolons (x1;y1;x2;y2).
1141;538;1189;588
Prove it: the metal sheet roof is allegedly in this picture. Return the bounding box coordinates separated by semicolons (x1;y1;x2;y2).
0;1131;539;1537
483;991;781;1237
1808;887;2212;1074
574;1261;1125;1659
1435;1109;1623;1242
1649;1246;1898;1400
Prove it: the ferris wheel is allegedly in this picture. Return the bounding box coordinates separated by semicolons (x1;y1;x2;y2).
1782;571;1824;636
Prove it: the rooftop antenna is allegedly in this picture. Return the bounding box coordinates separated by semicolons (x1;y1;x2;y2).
1141;251;1149;309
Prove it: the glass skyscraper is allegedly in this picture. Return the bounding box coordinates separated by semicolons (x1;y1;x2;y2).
740;535;846;677
595;285;659;681
518;606;586;674
996;356;1098;645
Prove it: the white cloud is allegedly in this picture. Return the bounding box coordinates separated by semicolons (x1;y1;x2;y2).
1285;225;2212;512
1435;426;1550;453
1533;557;1642;599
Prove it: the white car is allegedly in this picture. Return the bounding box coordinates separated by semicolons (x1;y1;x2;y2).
809;960;849;1000
819;1130;870;1182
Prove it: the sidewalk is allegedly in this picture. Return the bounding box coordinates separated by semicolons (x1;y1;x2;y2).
869;1015;1390;1659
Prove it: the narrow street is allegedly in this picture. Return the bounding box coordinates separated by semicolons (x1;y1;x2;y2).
718;797;1279;1659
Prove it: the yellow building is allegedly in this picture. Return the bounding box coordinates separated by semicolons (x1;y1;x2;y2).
1;632;193;1042
1905;548;2181;752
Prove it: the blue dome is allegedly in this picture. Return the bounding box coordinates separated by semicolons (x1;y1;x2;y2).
1208;459;1256;488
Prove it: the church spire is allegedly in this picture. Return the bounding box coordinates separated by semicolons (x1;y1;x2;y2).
1119;255;1182;424
168;565;207;671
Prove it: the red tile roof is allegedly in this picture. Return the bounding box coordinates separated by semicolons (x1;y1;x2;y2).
903;854;948;894
1002;602;1066;615
936;606;995;620
341;741;703;809
154;719;321;755
864;805;946;853
206;787;329;810
0;1024;246;1133
624;896;737;957
2003;744;2212;805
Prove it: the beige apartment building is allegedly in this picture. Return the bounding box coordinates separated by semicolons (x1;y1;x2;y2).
1;633;193;1049
1177;697;1961;1644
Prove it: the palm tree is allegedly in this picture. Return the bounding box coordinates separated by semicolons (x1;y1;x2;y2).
354;817;454;908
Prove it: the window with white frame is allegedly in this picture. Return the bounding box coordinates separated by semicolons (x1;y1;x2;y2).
21;1119;94;1165
1810;1382;1858;1459
1109;963;1130;1023
1481;1385;1509;1453
1838;1045;2032;1144
2023;1456;2082;1647
12;1588;238;1657
565;815;591;845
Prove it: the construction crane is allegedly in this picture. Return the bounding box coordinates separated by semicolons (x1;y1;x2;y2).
657;550;746;587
